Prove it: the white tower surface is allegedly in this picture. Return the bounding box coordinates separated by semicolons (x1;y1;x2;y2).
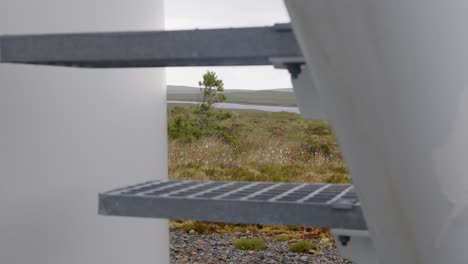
285;1;468;263
0;1;169;264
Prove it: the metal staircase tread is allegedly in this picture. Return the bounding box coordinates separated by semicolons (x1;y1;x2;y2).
99;180;366;230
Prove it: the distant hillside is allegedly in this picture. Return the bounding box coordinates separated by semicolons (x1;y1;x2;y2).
167;85;200;94
167;85;296;106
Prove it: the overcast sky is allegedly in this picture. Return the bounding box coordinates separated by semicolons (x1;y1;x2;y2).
165;0;292;90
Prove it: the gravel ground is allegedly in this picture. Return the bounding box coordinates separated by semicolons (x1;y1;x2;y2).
170;228;352;264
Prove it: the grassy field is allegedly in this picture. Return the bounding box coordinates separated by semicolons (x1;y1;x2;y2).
168;90;297;106
168;104;348;183
168;104;350;245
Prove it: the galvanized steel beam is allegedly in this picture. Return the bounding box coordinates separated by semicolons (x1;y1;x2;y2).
0;24;302;68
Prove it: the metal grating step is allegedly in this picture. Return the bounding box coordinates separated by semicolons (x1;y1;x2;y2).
99;180;366;230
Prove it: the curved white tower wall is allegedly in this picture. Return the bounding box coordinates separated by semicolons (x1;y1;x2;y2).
285;1;468;263
0;1;168;264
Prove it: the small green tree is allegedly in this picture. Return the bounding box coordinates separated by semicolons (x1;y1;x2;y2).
197;71;226;129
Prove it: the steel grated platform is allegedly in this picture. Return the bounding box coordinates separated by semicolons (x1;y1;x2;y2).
99;180;366;230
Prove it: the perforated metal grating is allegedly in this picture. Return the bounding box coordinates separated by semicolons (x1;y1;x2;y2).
99;180;366;230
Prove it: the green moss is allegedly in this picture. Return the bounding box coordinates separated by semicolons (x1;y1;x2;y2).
179;221;223;234
223;167;257;181
233;239;267;251
290;240;318;253
254;164;305;182
275;233;302;241
304;121;333;136
329;165;348;174
303;135;337;157
326;174;351;184
184;162;202;169
168;114;201;143
179;169;196;179
287;225;303;231
204;124;239;146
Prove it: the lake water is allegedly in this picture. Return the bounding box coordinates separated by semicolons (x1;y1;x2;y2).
168;100;300;114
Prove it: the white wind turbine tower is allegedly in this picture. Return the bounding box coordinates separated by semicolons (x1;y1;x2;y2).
2;1;468;264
